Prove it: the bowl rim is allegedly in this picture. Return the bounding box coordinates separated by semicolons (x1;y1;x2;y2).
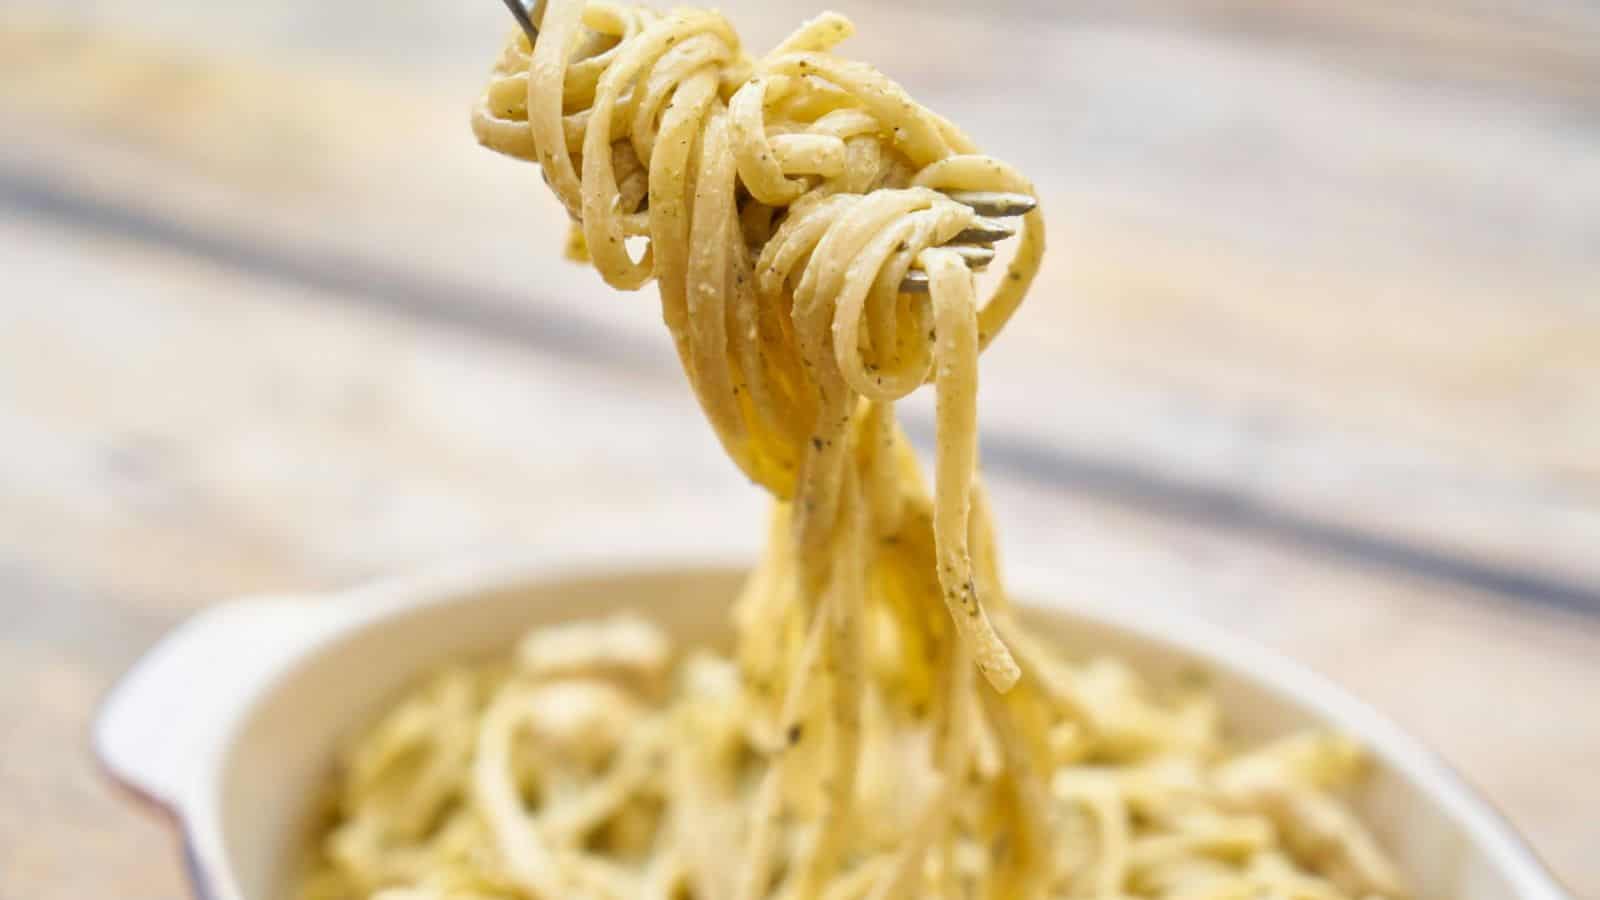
97;550;1575;900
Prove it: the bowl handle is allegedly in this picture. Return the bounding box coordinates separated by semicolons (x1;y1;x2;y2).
94;597;344;813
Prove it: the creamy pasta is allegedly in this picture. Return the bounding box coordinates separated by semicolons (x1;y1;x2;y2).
296;3;1408;899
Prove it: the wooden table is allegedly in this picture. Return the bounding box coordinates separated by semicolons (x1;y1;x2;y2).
2;2;1596;897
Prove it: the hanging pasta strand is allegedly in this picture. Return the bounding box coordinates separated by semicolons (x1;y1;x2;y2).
292;5;1409;900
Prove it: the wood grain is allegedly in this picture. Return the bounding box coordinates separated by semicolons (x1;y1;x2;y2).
0;2;1596;897
3;12;1596;588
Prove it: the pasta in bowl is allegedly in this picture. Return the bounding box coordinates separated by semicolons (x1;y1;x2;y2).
94;556;1569;900
300;602;1403;900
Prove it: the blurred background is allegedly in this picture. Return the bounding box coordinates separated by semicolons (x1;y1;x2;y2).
1;0;1596;897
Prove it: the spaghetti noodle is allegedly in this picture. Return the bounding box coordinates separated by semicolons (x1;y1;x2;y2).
296;3;1408;899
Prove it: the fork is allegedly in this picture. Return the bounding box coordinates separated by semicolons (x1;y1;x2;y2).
495;0;1035;293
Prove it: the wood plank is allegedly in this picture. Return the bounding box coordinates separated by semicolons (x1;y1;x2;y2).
3;18;1597;597
0;565;190;900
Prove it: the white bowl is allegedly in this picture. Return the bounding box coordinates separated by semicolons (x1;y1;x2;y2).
95;553;1572;900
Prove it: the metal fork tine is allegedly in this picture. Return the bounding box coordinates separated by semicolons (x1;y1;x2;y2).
953;217;1015;244
950;245;996;268
943;190;1037;218
900;270;932;293
500;0;540;42
898;247;994;293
